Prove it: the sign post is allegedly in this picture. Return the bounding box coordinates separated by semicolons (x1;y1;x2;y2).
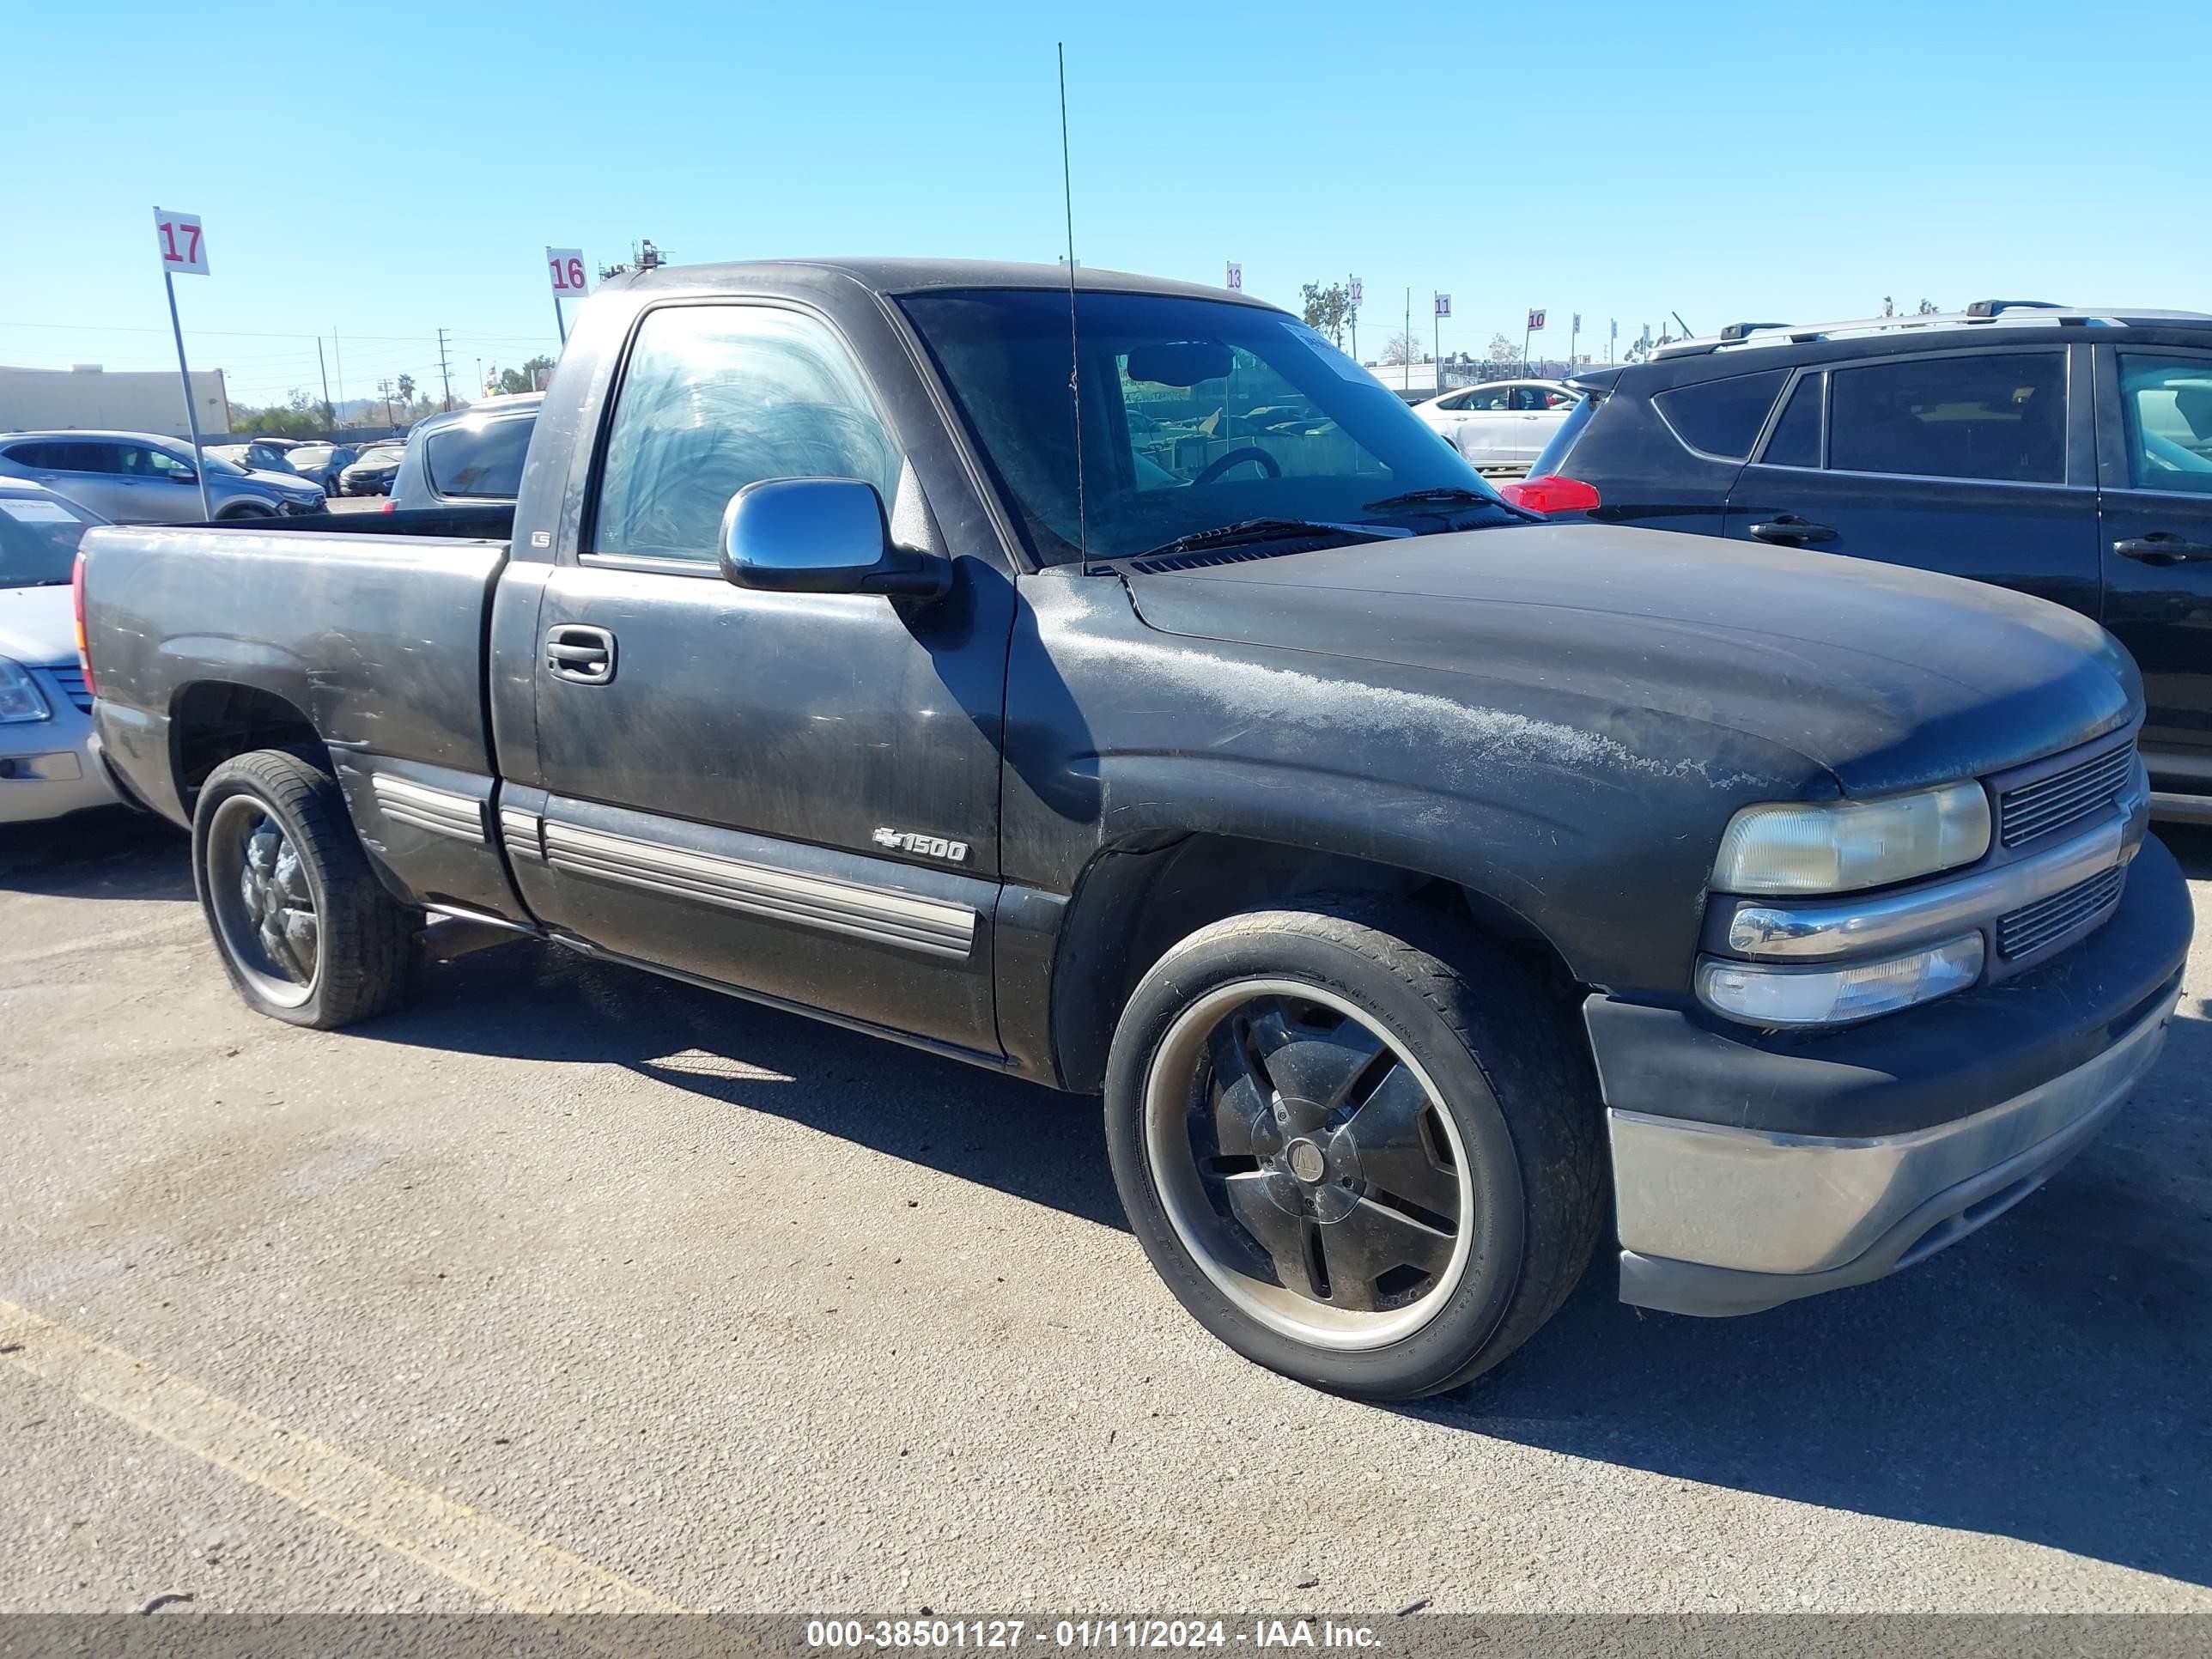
1433;292;1450;377
546;247;587;346
1522;307;1547;376
153;207;213;522
1224;261;1242;293
1347;275;1363;362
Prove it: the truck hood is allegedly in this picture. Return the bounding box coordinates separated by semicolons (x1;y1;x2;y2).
1123;522;2137;793
0;583;74;666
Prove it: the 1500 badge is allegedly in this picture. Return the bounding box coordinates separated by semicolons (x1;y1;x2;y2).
872;828;969;863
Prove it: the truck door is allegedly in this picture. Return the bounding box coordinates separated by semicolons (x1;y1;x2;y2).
2095;344;2212;806
518;298;1018;1059
1723;346;2100;617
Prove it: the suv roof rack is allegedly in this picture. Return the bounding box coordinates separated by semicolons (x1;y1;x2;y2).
1651;304;2212;361
1964;299;2063;318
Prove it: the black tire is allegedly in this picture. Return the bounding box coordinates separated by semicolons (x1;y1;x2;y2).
220;501;274;520
191;749;416;1029
1103;899;1603;1401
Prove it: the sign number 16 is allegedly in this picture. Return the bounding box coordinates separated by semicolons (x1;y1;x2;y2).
154;208;210;276
547;248;587;296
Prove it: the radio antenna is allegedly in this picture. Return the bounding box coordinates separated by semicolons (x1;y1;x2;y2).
1058;42;1088;560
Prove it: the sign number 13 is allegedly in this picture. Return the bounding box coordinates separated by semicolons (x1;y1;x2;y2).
154;208;210;276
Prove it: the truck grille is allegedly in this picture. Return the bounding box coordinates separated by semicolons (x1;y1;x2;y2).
1998;744;2135;848
46;665;93;713
1996;865;2125;960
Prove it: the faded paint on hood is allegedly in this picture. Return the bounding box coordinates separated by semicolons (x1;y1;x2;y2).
1125;521;2137;794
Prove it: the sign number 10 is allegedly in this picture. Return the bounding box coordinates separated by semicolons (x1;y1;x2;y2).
547;249;587;296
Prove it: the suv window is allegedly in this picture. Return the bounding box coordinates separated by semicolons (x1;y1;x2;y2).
1828;351;2064;484
1760;373;1823;469
7;441;116;473
594;307;902;562
424;415;533;500
2115;353;2212;495
1653;369;1787;459
118;446;192;478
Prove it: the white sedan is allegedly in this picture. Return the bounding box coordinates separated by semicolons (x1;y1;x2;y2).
1414;379;1580;470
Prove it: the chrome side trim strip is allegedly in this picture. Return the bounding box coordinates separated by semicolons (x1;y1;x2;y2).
370;775;487;844
497;806;545;861
542;822;977;961
1723;798;2144;961
1608;988;2175;1277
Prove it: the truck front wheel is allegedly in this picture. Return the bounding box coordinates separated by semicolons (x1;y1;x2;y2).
191;750;416;1030
1103;902;1602;1401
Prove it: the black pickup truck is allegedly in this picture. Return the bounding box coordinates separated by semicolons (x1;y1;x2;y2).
79;259;2192;1401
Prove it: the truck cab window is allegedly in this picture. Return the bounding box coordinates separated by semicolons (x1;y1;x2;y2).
593;305;903;562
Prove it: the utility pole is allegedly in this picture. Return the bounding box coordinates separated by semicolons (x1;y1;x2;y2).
1403;287;1411;394
315;338;334;431
436;328;454;411
331;329;346;429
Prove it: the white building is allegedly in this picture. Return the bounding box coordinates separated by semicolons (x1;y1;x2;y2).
0;364;231;438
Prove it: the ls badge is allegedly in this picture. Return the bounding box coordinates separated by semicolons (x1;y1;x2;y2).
872;827;969;863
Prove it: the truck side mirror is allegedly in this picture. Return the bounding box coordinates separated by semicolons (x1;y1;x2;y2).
719;477;948;600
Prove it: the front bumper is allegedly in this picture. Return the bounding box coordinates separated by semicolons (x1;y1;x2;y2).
1589;834;2192;1317
0;667;117;824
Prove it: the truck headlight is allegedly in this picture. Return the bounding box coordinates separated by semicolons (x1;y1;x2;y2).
1711;781;1990;896
1697;933;1984;1027
0;658;52;724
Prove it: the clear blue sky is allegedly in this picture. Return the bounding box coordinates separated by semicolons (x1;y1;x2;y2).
3;0;2203;407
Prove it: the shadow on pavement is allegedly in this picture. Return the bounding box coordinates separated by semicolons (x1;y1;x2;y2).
371;924;2212;1591
371;937;1128;1231
0;808;190;901
27;803;2206;1588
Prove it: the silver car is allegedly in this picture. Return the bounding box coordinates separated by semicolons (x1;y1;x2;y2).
0;430;326;522
0;478;116;823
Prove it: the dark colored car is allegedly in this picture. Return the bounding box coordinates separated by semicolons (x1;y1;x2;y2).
339;443;406;496
283;442;360;496
1510;302;2212;823
77;261;2190;1401
390;393;540;510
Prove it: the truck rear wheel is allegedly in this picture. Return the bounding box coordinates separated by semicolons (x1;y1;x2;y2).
191;750;416;1030
1103;901;1602;1401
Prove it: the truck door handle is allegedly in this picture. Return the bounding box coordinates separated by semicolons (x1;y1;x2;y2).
545;625;617;684
2114;533;2212;565
1747;515;1837;545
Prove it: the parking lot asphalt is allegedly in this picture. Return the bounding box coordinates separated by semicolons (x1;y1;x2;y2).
2;810;2207;1615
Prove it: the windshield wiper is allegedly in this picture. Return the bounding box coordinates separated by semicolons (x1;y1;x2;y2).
1360;486;1497;512
1121;517;1401;565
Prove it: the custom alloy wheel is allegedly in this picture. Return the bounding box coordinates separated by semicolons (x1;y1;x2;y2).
1143;980;1474;1348
191;749;415;1029
204;794;320;1008
1103;902;1603;1400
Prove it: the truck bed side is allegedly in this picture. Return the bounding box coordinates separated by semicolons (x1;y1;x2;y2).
83;517;525;919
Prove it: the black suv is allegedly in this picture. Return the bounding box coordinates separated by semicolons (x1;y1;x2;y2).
1520;302;2212;822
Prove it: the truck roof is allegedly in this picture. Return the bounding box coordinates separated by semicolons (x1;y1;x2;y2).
607;257;1276;308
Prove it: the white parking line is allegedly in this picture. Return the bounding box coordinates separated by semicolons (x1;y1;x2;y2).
0;1296;685;1613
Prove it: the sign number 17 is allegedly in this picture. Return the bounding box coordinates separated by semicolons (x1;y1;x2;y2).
154;208;210;276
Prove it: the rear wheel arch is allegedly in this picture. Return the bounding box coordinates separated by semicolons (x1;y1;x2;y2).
1045;830;1583;1095
169;680;328;815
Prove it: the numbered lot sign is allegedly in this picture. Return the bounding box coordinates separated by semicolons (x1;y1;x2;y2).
547;248;588;297
155;209;208;275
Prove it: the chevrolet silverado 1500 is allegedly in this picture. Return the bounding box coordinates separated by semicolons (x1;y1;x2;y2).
78;259;2193;1399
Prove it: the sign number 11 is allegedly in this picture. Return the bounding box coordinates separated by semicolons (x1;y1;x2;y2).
155;209;210;276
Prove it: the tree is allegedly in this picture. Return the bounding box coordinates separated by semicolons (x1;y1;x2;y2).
1916;298;1938;315
1299;281;1353;348
1487;332;1516;363
397;374;416;406
522;354;556;386
1380;331;1425;366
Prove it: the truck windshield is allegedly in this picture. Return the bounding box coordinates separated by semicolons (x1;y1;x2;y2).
898;288;1510;565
